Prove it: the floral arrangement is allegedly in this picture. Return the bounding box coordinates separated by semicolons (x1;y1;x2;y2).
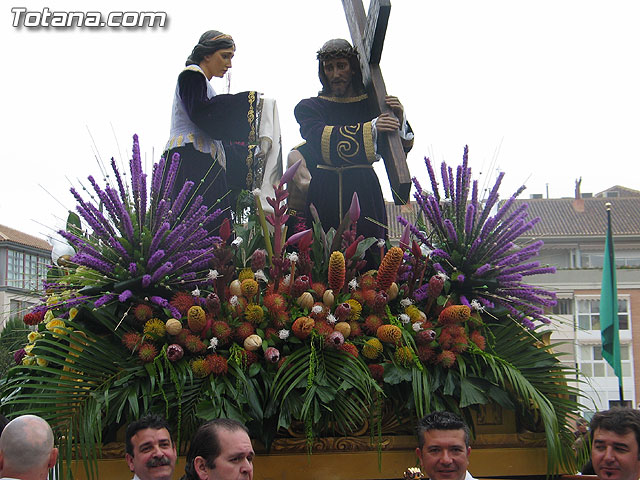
2;138;581;478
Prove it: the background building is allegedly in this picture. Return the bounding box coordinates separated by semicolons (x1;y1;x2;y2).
0;224;52;331
511;185;640;415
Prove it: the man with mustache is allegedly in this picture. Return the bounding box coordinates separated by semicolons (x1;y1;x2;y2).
125;415;177;480
591;407;640;480
291;38;413;243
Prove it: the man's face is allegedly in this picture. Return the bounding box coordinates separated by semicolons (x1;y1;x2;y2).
323;58;355;98
125;427;177;480
197;428;254;480
416;429;470;480
592;427;640;480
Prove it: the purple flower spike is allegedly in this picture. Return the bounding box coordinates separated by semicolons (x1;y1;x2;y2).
118;290;133;302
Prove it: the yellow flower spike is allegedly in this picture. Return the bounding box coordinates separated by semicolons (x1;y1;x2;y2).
44;310;54;323
36;357;49;367
69;307;79;320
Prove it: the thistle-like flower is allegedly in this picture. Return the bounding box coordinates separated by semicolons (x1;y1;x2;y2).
402;146;557;328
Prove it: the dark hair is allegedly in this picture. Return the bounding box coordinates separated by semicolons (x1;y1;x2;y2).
126;414;173;456
590;407;640;457
416;411;470;448
186;30;235;67
182;419;249;480
316;39;365;96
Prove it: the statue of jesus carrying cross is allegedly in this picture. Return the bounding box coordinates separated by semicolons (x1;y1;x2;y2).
286;0;414;243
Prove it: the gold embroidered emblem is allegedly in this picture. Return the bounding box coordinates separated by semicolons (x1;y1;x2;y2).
247;91;256;142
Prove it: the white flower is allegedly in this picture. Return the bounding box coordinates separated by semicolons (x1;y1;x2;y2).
400;298;413;307
231;237;243;247
208;337;219;351
377;238;385;248
470;299;485;311
278;329;290;340
421;245;433;257
436;271;449;281
398;313;410;325
326;313;337;325
348;278;358;291
191;287;201;296
282;274;291;287
412;322;423;332
311;305;323;314
252;188;261;196
254;269;268;283
287;252;299;263
440;197;453;206
207;269;219;281
230;295;239;306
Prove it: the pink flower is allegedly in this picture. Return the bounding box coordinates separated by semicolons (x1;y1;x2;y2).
265;347;281;363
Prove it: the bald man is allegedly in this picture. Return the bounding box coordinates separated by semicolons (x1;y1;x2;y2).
0;415;58;480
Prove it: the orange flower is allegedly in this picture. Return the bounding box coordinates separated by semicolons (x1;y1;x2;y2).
377;324;403;345
376;247;403;291
328;251;346;292
438;305;471;325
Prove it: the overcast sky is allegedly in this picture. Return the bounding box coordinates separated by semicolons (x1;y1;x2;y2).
2;0;639;239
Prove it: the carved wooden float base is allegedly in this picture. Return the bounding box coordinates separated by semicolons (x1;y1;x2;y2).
72;433;549;480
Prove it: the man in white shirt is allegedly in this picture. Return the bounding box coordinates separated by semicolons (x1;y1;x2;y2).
415;411;476;480
0;415;58;480
125;415;177;480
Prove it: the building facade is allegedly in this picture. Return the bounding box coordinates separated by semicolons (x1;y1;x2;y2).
0;224;52;331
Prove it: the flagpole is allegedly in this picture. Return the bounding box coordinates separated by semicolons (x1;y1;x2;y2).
606;204;625;403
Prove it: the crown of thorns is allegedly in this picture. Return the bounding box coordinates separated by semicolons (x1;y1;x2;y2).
316;40;359;61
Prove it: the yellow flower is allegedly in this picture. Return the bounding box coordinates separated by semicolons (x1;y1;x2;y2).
244;304;264;324
346;299;362;321
36;357;49;367
238;268;255;282
143;318;166;339
46;319;68;335
24;344;35;356
69;307;79;320
46;295;60;306
44;310;55;323
27;332;42;343
22;356;35;366
405;305;422;323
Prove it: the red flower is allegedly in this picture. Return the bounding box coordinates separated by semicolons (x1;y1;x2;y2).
368;364;384;382
138;343;158;363
339;342;359;358
207;354;229;376
23;311;44;326
170;291;195;316
134;304;153;322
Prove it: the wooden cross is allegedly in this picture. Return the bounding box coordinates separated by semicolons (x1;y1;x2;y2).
342;0;411;205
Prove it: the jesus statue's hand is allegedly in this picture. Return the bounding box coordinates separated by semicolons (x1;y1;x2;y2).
375;112;401;133
385;95;404;123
